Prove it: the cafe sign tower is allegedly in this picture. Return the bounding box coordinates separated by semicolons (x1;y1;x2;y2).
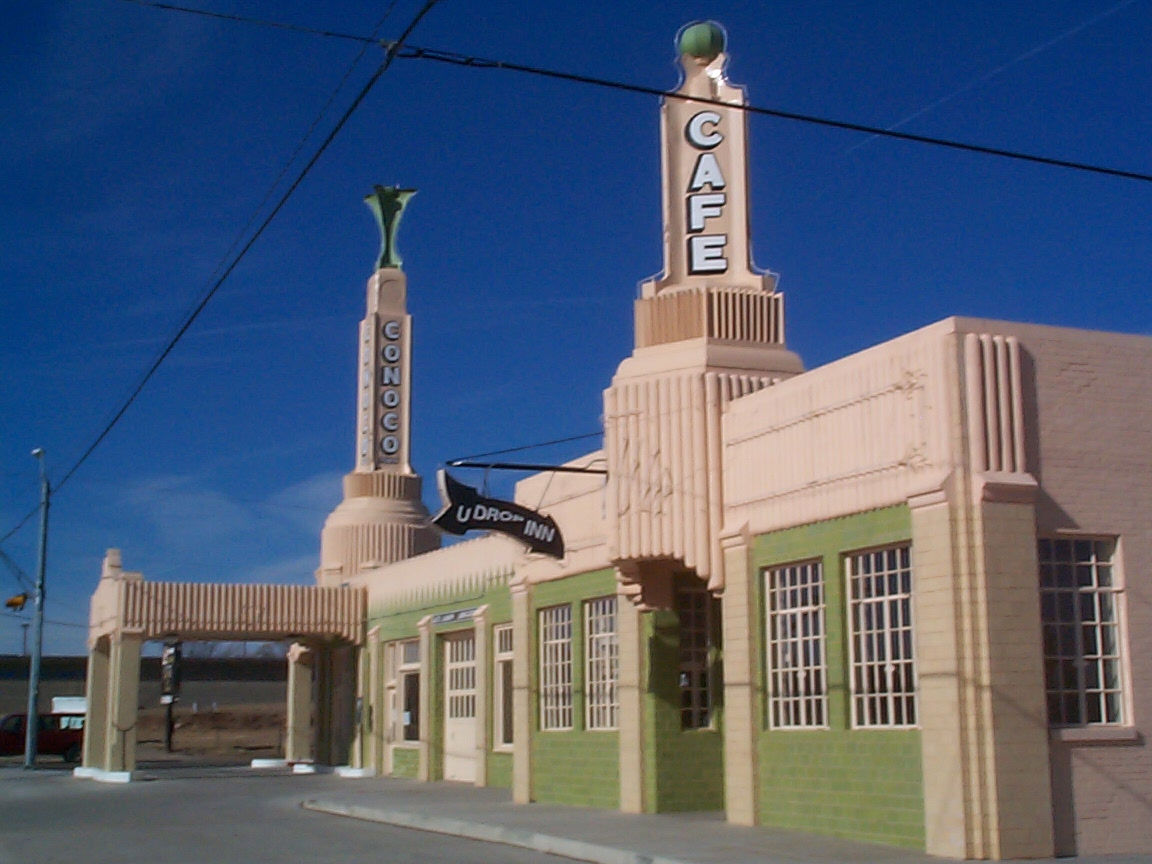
605;22;805;607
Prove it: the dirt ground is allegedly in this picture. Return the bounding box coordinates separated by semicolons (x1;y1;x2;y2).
136;702;285;761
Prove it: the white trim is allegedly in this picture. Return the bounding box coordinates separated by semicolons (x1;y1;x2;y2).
73;766;133;783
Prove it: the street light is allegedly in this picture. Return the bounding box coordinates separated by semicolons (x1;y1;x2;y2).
23;448;49;769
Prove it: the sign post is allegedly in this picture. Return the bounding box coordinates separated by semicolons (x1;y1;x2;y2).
161;642;182;753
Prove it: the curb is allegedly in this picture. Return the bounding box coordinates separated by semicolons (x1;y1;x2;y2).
301;799;694;864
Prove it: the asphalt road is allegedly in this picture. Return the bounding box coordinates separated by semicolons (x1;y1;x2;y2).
0;763;568;864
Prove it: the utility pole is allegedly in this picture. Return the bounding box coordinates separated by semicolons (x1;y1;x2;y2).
23;448;49;769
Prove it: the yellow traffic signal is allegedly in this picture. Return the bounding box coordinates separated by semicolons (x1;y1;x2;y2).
5;593;28;611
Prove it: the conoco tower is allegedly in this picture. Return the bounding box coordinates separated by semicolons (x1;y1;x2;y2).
317;186;440;586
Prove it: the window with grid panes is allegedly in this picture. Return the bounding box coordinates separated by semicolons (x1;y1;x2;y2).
765;561;828;728
1039;538;1126;726
584;597;619;730
677;587;716;729
539;605;573;730
846;545;917;728
493;624;514;747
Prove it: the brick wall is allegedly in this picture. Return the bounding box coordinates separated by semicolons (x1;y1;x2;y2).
973;320;1152;856
530;569;622;809
752;506;926;848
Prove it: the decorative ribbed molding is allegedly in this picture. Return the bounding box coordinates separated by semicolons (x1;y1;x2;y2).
635;286;784;348
344;471;422;499
357;534;522;609
92;577;365;644
963;333;1026;474
322;522;439;577
605;370;776;589
375;568;513;615
320;469;439;583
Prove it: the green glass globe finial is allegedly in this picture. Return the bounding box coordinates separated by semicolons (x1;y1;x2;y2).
678;21;726;62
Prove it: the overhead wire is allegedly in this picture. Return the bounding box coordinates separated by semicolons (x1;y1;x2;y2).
116;0;1152;185
0;0;442;548
6;0;1148;544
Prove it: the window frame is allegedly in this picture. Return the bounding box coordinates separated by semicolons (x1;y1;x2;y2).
844;544;918;730
493;623;514;750
1038;536;1129;728
538;604;573;731
763;559;829;730
386;638;421;744
584;596;619;731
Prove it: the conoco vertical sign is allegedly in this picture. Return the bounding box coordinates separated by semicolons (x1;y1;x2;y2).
377;318;404;461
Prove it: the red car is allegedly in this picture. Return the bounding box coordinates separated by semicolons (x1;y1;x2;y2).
0;713;84;763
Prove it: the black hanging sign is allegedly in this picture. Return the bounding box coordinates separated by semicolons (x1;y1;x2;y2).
432;470;564;558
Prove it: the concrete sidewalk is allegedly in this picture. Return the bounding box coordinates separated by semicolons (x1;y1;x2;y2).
301;776;941;864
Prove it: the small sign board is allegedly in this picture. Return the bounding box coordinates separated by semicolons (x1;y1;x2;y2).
432;470;564;558
431;608;478;626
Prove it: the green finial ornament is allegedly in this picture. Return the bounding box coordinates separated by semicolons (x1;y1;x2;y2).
365;185;416;271
678;20;726;62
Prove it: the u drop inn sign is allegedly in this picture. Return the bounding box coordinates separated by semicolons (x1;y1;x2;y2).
432;470;564;558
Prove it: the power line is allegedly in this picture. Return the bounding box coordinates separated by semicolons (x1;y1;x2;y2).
398;46;1152;185
4;0;441;531
1;5;405;552
1;612;88;630
450;431;603;463
0;544;34;592
117;1;1152;185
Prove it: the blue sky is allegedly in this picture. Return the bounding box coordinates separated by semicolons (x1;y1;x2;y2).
3;0;1149;656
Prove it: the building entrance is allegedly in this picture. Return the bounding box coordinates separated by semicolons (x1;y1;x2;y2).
442;631;477;782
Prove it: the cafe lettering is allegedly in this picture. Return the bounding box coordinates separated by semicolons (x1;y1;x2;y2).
685;110;728;275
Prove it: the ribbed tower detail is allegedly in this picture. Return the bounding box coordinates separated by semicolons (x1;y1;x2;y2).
318;188;440;586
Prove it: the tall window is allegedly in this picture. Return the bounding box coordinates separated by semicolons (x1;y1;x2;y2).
387;638;420;742
846;545;916;728
539;605;573;730
765;561;828;728
1039;538;1126;726
584;597;619;730
677;587;716;729
493;624;514;747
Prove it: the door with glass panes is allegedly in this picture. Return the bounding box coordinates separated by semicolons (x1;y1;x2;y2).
442;631;477;782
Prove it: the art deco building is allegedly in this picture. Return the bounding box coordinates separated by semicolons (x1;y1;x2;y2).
81;22;1152;859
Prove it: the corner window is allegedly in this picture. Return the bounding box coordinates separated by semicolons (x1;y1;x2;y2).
764;560;828;729
1039;538;1126;726
846;545;916;728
